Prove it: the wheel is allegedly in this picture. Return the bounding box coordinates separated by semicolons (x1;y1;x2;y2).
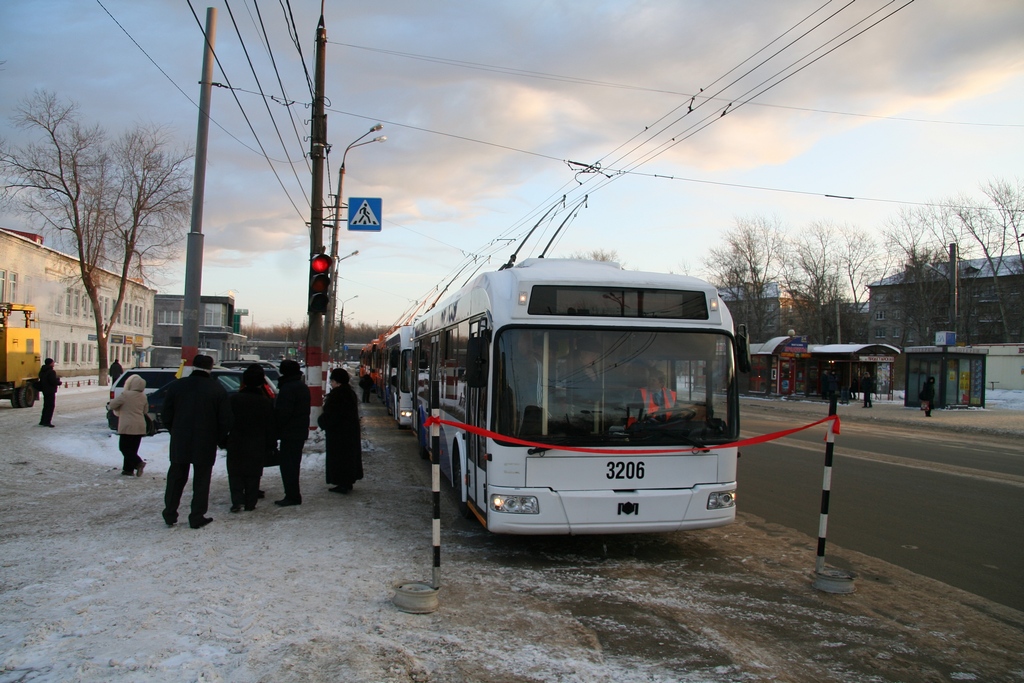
11;388;22;408
18;385;36;408
451;446;472;519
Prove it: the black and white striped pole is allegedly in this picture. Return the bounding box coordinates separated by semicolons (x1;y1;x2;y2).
392;379;441;613
430;378;442;590
812;393;855;593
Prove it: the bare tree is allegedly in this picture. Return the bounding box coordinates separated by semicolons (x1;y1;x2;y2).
0;91;192;382
703;216;788;342
882;209;949;345
949;178;1024;342
567;248;623;265
784;221;845;344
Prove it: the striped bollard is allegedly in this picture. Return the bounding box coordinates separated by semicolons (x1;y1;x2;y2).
812;394;855;593
392;379;441;613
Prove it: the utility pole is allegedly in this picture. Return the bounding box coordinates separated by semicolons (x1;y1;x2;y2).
305;13;328;425
181;7;216;367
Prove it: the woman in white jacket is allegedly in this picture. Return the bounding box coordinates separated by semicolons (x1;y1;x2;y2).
108;374;149;476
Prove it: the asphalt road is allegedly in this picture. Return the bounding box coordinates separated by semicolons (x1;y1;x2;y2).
738;412;1024;612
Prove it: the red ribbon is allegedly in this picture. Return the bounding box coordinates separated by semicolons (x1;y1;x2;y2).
421;413;840;455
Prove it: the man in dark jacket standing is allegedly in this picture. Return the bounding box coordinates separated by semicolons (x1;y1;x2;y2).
274;359;311;507
109;359;123;384
161;355;233;529
37;358;60;427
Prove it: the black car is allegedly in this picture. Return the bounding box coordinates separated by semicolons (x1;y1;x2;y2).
219;360;281;383
145;369;278;433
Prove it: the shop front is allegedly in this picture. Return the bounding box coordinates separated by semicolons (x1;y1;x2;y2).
903;346;987;409
748;337;899;400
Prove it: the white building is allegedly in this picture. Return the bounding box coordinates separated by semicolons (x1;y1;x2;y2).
0;228;156;377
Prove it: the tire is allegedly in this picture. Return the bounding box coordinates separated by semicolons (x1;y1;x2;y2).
11;388;22;408
451;446;472;519
18;385;36;408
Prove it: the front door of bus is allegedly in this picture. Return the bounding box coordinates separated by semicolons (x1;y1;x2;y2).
466;319;488;516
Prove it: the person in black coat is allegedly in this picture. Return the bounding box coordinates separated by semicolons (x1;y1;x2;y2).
861;372;874;408
224;364;276;512
37;358;60;427
918;376;936;417
358;372;373;403
109;359;123;384
319;368;363;493
274;359;311;507
161;355;233;529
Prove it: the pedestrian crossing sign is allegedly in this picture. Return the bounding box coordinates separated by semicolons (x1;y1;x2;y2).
348;197;382;232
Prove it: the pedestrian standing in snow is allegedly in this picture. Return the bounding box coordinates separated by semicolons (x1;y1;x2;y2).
359;371;373;403
107;373;149;476
861;372;874;408
319;367;363;494
161;354;233;529
273;359;310;507
37;358;60;427
918;376;936;417
109;359;123;384
223;364;276;512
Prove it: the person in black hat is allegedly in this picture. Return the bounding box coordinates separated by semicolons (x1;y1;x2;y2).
318;367;363;493
37;358;60;427
161;354;233;528
273;359;311;506
224;364;276;512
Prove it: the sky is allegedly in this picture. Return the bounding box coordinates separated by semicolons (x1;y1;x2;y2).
1;0;1022;330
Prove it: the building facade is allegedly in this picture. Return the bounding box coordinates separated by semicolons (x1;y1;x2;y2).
1;228;155;377
151;293;246;366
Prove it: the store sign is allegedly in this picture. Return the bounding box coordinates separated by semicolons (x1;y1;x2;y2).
859;355;895;362
110;335;125;344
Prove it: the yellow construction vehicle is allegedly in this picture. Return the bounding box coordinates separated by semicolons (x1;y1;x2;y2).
1;303;41;408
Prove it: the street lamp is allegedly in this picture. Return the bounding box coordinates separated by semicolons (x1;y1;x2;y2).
326;124;386;360
337;295;358;359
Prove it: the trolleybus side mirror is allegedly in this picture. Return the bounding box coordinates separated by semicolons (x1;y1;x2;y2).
465;336;489;388
736;324;752;374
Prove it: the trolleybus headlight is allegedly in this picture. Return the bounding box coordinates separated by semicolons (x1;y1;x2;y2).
707;490;736;510
490;494;539;514
400;409;413;419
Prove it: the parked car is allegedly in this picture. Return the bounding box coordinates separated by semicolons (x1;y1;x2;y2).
106;367;182;430
144;369;278;433
219;360;281;383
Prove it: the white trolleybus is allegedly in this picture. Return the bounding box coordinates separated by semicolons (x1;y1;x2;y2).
413;258;750;535
383;325;415;428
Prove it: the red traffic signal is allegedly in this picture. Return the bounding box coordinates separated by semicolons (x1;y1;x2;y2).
308;253;333;314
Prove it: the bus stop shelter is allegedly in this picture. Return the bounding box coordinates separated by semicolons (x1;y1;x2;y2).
903;345;988;409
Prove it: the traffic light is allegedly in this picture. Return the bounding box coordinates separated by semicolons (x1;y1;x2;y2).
308;253;332;314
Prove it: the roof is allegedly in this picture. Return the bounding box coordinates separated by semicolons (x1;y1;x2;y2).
869;255;1024;287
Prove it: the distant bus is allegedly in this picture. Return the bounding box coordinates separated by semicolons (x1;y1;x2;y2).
413;258;750;535
383;325;414;428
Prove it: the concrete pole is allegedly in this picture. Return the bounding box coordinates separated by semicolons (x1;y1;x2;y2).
181;7;216;366
305;15;327;426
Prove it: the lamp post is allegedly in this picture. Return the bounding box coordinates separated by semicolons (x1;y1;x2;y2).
326;124;385;361
338;295;358;360
324;250;359;360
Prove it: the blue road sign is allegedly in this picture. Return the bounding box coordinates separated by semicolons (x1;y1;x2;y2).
348;197;382;232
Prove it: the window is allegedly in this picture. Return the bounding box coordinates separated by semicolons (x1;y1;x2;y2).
158;309;182;325
875;311;886;321
7;272;16;302
0;270;5;301
892;327;902;339
45;341;51;359
874;328;887;339
63;342;70;364
203;303;225;327
66;291;72;317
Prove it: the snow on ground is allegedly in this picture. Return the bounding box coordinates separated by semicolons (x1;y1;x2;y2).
1;382;1022;682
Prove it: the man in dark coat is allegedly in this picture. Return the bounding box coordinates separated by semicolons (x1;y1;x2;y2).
161;355;233;528
318;368;363;493
274;359;311;506
37;358;60;427
109;359;123;384
224;364;276;512
861;372;874;408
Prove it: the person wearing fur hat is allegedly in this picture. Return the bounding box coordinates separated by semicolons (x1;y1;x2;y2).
273;359;311;506
224;364;277;512
318;367;363;493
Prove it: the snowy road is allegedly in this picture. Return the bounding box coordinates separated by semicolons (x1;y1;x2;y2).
1;386;1022;682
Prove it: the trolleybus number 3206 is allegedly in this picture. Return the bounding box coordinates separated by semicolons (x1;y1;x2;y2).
607;461;646;479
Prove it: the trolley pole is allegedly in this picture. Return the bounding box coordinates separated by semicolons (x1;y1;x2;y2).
305;14;327;426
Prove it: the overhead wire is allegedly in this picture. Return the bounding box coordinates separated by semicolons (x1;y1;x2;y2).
223;0;309;207
185;0;307;220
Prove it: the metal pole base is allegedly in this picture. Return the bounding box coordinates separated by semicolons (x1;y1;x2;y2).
812;567;856;594
392;581;440;613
